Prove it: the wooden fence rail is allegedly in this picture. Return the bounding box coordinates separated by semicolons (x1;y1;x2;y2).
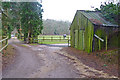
0;37;8;52
34;36;70;47
20;36;71;46
39;36;70;40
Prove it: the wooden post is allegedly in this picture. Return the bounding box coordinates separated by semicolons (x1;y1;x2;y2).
83;32;84;50
5;38;7;50
106;36;107;50
43;37;44;41
51;37;53;41
68;40;69;47
60;37;61;41
67;36;68;40
99;39;101;50
41;39;42;44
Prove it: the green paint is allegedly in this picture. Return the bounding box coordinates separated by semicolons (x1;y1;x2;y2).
108;32;119;48
106;36;107;50
70;11;118;53
75;30;78;48
70;12;94;53
83;32;84;50
95;29;106;51
79;30;84;50
84;20;94;53
99;40;101;50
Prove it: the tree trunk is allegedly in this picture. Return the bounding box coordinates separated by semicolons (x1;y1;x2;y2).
8;33;11;39
34;35;38;43
28;29;32;44
24;33;27;43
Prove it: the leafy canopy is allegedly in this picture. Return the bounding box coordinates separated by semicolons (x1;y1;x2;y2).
95;2;119;24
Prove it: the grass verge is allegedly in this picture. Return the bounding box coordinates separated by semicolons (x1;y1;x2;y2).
38;41;68;44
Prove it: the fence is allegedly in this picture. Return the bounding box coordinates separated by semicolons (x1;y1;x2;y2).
0;37;8;52
34;36;70;46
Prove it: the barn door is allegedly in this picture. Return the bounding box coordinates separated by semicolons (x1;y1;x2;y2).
79;30;84;50
75;30;78;48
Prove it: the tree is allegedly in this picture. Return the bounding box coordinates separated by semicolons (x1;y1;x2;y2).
2;2;43;43
43;19;70;35
20;2;43;43
9;2;22;39
2;2;21;39
2;2;13;39
95;2;119;24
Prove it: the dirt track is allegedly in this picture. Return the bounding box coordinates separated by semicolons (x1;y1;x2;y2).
2;38;118;78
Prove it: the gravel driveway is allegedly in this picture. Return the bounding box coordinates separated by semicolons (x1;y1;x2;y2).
2;38;118;78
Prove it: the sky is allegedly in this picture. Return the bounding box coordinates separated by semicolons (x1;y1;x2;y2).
42;0;108;22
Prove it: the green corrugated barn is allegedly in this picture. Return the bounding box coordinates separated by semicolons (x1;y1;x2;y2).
70;10;119;53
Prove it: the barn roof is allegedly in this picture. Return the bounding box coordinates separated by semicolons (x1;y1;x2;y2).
77;10;119;27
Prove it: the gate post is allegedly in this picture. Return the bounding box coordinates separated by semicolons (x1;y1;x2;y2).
68;40;69;47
